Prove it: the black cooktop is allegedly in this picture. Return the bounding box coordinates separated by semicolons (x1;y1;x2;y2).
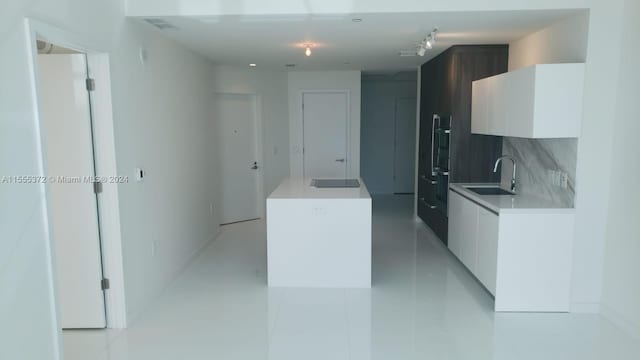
310;179;360;188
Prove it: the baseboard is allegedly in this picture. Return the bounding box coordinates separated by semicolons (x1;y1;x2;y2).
124;228;221;325
600;304;640;339
570;302;601;313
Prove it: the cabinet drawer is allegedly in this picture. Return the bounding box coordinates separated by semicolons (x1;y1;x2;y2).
476;206;499;295
447;190;476;268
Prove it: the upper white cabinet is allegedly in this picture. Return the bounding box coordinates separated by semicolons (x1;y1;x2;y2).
472;63;585;138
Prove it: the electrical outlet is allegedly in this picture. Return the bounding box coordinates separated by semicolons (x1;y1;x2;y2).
560;172;568;189
547;169;558;186
548;169;569;188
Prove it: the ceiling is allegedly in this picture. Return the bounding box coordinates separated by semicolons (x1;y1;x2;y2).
135;10;582;72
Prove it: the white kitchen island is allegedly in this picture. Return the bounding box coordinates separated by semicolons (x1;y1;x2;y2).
266;177;371;288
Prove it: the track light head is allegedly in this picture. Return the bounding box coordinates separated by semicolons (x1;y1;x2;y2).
408;27;439;57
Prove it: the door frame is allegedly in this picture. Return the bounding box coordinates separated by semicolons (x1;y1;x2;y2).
300;90;351;179
393;96;417;194
26;19;127;329
215;92;265;219
413;67;422;219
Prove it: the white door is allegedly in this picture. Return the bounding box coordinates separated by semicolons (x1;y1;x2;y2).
217;93;260;224
302;92;349;179
393;97;416;194
38;54;106;328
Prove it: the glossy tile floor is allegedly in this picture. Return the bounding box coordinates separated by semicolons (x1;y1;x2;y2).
63;195;640;360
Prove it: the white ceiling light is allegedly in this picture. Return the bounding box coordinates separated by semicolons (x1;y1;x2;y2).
305;46;312;57
417;27;438;57
249;63;257;67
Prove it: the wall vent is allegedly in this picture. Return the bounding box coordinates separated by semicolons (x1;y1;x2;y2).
398;50;417;57
143;18;178;30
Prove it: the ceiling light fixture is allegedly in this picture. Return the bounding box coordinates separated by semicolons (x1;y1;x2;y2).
417;27;438;57
305;46;312;57
249;63;257;67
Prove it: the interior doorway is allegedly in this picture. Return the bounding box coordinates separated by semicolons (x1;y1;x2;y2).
37;43;106;328
360;72;418;194
29;18;127;332
302;91;350;179
393;97;417;194
216;93;263;224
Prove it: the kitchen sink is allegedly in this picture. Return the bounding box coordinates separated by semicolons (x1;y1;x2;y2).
465;186;514;196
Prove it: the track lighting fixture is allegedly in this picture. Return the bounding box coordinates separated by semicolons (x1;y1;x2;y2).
417;28;438;57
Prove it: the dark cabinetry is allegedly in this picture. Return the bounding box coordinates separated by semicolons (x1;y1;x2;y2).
417;45;508;244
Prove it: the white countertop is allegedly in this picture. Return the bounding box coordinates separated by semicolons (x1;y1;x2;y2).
268;177;371;200
450;183;574;214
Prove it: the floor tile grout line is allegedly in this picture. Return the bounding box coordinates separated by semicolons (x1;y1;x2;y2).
266;287;286;349
343;289;353;360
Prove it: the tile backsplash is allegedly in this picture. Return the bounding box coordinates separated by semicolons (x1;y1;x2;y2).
501;137;577;207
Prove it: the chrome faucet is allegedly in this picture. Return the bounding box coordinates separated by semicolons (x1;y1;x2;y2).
494;155;517;192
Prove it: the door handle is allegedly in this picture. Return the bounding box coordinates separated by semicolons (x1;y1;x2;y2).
335;158;345;162
420;174;437;185
420;197;437;210
431;114;439;176
251;161;258;170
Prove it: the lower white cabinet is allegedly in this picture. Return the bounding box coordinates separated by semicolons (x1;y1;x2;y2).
476;206;499;295
449;191;497;294
447;190;465;260
447;189;574;312
449;191;480;274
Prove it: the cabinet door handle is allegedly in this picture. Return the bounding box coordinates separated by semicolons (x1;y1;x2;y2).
431;114;439;176
420;198;437;210
421;174;438;185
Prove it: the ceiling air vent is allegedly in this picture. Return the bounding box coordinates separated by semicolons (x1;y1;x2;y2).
398;50;417;57
143;18;178;30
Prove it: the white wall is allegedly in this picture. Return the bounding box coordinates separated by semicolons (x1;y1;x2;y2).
507;11;622;313
361;72;417;194
109;20;219;322
0;2;219;359
508;14;589;69
211;65;289;196
288;71;361;179
601;0;640;337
